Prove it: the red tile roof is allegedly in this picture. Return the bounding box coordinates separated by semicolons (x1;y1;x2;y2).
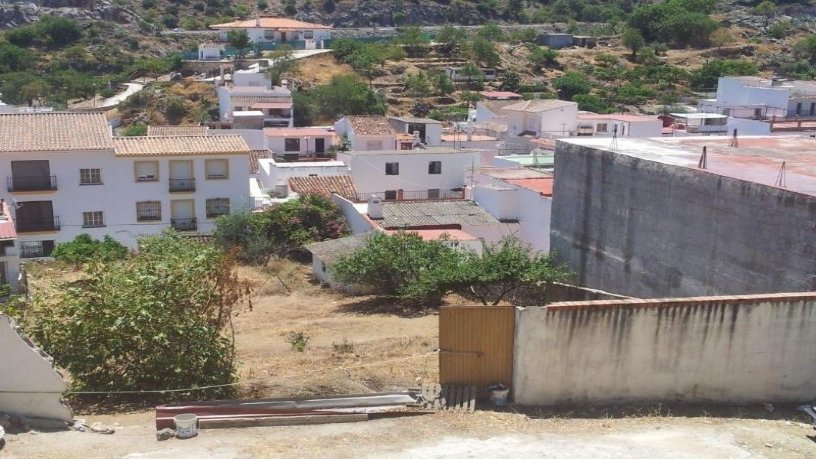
505;177;554;197
289;175;358;200
0;201;17;240
250;149;270;174
346;116;398;136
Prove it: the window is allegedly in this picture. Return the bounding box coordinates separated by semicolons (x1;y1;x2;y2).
384;190;397;200
82;211;104;228
19;240;55;259
80;168;102;185
797;102;803;115
304;30;314;39
596;123;608;133
811;103;815;116
284;138;301;152
427;189;440;199
264;30;275;40
134;161;159;182
385;162;400;175
428;161;442;175
136;201;161;221
206;198;230;218
205;159;229;179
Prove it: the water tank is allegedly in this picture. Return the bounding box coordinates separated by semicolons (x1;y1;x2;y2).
368;196;383;219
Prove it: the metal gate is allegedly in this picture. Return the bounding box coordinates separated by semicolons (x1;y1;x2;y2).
439;306;515;397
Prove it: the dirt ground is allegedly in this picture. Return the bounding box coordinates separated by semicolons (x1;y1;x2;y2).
8;262;816;458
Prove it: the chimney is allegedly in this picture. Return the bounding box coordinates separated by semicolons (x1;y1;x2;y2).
367;196;383;219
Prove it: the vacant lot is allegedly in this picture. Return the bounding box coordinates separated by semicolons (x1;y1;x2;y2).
8;261;816;458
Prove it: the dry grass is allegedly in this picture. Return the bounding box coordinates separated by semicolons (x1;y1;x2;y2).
232;259;439;398
296;53;357;87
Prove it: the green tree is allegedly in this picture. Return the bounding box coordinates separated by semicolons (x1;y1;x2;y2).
227;29;251;58
528;47;560;71
397;25;430;57
26;233;246;400
0;42;32;73
689;59;758;89
458;62;483;88
794;35;816;64
51;234;129;264
435;25;468;57
621;28;644;60
433;71;455;95
572;93;613;113
404;71;432;97
453;237;571;305
163;97;187;124
215;194;349;263
502;69;520;92
312;74;386;119
477;22;506;42
554;71;591;100
332;231;463;303
469;37;501;67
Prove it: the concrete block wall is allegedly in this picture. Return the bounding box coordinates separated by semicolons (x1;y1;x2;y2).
550;142;816;298
513;292;816;405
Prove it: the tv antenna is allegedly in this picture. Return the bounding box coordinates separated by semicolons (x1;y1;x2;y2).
609;124;619;150
775;161;787;188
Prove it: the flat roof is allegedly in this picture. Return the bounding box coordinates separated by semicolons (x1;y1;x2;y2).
670;113;727;119
505;178;554;197
558;136;816;198
479;167;553;180
345;147;481;156
498;153;555;167
577;113;661;123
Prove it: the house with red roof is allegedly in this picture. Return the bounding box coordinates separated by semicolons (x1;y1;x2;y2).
210;17;332;49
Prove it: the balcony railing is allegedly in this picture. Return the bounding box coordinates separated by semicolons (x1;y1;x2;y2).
7;175;58;192
16;216;60;233
171;218;197;231
169;178;196;192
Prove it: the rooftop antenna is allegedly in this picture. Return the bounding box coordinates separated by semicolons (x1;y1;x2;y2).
698;146;708;169
775;161;787;188
729;128;739;148
609;124;618;150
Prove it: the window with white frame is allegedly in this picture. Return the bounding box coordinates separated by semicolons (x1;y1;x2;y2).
136;201;161;221
206;198;230;218
385;162;400;175
205;159;229;179
80;168;102;185
134;161;159;182
82;211;104;228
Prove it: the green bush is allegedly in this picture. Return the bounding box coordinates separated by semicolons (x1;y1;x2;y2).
27;233;245;400
123;123;148;136
51;234;129;263
528;47;560;71
690;59;758;90
311;74;386;120
554;71;591;100
215;194;349;264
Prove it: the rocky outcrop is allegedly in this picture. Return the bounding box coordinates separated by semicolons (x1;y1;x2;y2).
0;0;138;28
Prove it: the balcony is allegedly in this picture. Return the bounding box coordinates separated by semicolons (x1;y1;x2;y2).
7;175;58;192
16;216;60;233
171;218;197;232
169;178;196;192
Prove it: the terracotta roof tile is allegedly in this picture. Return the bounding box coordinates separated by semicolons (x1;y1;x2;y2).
289;175;358;200
0;112;113;152
0;201;17;240
147;125;209;136
113;136;251;156
346;115;398;136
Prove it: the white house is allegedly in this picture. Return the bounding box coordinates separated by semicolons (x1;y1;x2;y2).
387;116;443;147
698;76;816;120
503;99;579;138
575;113;662;138
198;42;224;60
0;113;252;264
467;167;553;253
264;127;336;158
334;115;414;151
255;157;349;197
217;73;293;128
443;67;498;82
667;113;728;135
210;17;332;49
336;147;483;199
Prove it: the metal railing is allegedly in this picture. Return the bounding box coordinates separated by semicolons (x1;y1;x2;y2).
169;178;196;192
7;175;58;192
19;243;54;259
171;218;197;231
16;216;60;233
356;189;465;202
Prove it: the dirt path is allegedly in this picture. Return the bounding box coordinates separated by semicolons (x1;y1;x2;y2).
4;409;815;458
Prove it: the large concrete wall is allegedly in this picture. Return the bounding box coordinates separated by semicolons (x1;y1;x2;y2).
513;292;816;405
550;142;816;298
0;315;72;427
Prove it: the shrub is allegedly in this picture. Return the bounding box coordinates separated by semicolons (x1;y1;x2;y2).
286;331;309;352
690;59;758;90
51;234;129;263
163;97;187;123
528;47;560;70
311;74;386;119
554;71;591;100
26;233;246;400
122;122;148;136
